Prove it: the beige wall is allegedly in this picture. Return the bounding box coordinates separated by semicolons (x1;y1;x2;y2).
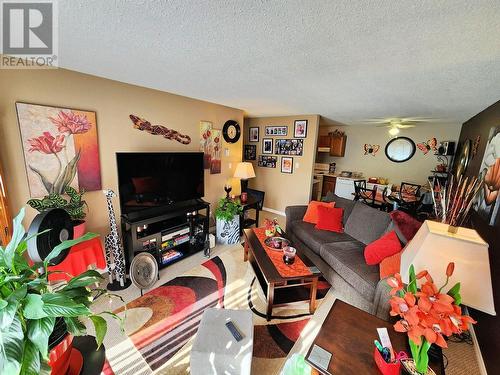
0;68;243;237
316;122;461;186
244;115;319;213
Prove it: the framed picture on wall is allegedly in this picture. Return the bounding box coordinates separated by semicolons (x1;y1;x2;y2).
281;157;293;174
262;138;273;154
294;120;308;138
244;144;256;160
265;126;288;136
249;127;259;142
258;155;277;168
275;139;304;156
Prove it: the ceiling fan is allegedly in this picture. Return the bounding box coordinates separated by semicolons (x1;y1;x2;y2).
363;117;434;135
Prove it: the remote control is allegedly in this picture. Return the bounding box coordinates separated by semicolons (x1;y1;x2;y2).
225;320;243;342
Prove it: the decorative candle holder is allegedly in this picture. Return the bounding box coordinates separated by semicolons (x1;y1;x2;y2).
283;246;296;265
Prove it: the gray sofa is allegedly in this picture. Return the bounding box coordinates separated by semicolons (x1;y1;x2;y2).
286;194;393;319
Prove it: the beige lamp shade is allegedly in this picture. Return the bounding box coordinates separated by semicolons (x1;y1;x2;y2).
234;162;256;179
400;220;496;316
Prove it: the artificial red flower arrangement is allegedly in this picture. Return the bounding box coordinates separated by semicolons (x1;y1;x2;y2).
387;263;476;374
264;218;283;237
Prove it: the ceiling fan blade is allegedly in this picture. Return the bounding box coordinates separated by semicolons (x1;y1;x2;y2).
398;124;416;128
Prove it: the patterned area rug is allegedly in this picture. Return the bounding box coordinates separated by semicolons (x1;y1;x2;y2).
103;248;329;374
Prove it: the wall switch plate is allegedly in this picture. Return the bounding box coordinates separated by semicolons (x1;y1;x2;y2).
296;162;300;169
229;162;232;169
225;148;230;156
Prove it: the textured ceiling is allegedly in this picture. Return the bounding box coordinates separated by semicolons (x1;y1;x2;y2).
58;0;500;125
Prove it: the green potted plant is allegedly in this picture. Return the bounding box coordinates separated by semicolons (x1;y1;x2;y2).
27;186;88;237
215;197;243;245
0;208;122;375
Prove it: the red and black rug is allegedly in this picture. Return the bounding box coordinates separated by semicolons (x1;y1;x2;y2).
104;249;329;374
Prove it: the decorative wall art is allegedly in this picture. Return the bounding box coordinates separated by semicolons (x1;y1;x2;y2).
258;156;277;168
265;126;288;136
262;138;273;154
416;138;438;155
200;121;213;169
249;127;259;142
275;139;303;156
474;126;500;226
294;120;308;138
129;114;191;144
210;129;222;174
472;135;481;158
16;102;102;197
281;157;293;174
363;144;380;156
244;145;256;160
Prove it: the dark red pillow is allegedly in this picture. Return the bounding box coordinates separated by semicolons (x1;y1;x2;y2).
390;210;422;243
315;206;344;233
364;230;402;265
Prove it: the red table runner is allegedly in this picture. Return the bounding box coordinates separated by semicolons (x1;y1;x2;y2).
48;237;106;281
252;227;312;278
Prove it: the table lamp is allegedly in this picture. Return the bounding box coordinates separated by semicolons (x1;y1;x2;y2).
400;220;496;315
234;162;255;195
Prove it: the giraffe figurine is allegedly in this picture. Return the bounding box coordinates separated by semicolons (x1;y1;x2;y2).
102;189;126;287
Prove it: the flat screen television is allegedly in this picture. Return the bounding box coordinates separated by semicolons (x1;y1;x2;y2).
116;152;204;215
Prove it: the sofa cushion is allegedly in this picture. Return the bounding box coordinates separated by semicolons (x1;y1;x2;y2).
291;220;355;255
323;193;356;222
320;241;380;301
344;203;391;245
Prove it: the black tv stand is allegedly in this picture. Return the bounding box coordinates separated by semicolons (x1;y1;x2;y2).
121;199;210;272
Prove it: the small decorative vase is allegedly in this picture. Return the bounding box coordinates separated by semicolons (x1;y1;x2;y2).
404;339;435;375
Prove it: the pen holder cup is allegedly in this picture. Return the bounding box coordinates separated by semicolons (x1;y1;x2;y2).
373;347;400;375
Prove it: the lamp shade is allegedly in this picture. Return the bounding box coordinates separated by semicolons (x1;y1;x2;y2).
400;220;496;316
234;162;256;179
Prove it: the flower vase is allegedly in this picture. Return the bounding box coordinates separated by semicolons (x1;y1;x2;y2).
401;339;435;375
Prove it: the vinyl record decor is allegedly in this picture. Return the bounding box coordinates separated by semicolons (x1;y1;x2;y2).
27;208;74;264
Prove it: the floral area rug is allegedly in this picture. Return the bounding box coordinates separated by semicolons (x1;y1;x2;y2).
102;248;329;375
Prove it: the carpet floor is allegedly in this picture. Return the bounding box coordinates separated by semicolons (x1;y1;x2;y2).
99;246;328;374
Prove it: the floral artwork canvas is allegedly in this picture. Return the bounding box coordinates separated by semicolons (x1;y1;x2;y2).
199;121;213;169
16;102;102;197
210;129;222;174
474;126;500;225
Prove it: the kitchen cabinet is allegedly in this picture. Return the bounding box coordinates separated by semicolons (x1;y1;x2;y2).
330;134;347;157
322;176;336;197
318;135;331;148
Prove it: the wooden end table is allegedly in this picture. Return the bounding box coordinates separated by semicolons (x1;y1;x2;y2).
305;300;444;374
243;228;322;321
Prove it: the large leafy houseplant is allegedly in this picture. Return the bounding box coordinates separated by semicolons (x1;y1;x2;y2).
387;263;476;374
215;197;243;222
27;186;88;221
0;208;121;375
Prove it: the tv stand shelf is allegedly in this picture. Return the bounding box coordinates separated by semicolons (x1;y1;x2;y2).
121;199;210;272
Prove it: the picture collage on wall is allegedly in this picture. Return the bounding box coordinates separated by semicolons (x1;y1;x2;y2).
258;155;277;168
246;119;308;174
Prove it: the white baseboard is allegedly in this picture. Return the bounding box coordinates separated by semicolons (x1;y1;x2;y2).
262;206;286;217
468;320;488;374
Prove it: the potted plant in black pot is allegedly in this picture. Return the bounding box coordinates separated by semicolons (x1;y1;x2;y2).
215;197;243;245
0;208;122;375
27;186;88;237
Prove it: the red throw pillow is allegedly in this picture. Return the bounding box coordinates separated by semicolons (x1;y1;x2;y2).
379;251;402;279
364;231;402;265
303;201;335;224
315;205;344;233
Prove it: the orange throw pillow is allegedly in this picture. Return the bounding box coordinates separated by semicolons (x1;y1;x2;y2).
303;201;335;224
379;251;402;279
315;206;344;233
364;230;402;265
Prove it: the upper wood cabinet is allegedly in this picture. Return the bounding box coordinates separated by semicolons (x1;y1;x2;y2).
329;134;347;157
318;135;331;148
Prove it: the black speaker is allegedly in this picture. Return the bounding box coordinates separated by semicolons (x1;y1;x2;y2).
437;141;455;156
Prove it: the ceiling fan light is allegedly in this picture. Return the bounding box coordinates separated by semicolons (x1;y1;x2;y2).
389;127;400;136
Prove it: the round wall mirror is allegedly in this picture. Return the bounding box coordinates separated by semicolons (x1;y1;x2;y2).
385;137;416;163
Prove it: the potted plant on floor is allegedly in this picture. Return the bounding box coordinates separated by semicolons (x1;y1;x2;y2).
215;197;243;245
27;186;88;237
0;208;122;375
387;263;476;374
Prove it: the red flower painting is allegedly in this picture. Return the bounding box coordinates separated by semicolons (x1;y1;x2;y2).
16;103;102;197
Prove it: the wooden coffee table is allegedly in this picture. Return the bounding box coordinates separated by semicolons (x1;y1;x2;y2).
305;300;444;374
243;228;322;321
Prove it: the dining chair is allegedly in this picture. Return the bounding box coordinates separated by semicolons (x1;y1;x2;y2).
354;186;377;207
353;180;367;200
398;182;421;216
